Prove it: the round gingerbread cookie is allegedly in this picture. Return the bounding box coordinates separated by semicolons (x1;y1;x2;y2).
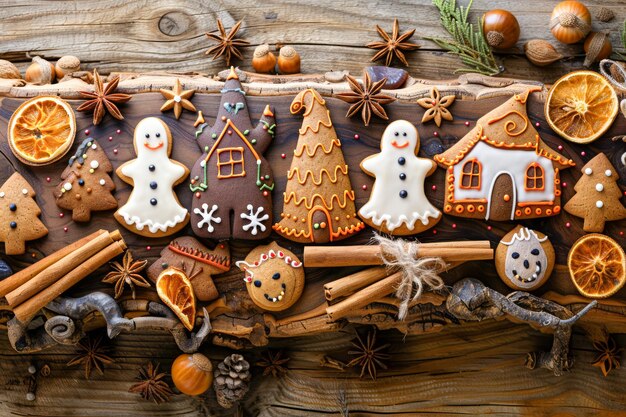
495;225;555;291
236;242;304;312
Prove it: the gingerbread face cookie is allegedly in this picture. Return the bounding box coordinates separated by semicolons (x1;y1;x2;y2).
56;137;117;222
359;120;441;235
115;117;189;237
236;242;304;312
147;236;231;302
0;173;48;255
495;225;555;291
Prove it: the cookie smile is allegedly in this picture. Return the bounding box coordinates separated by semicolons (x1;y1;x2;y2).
144;141;164;150
391;140;410;149
264;283;286;303
512;261;542;283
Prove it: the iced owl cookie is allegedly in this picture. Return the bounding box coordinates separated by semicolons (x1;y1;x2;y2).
359;120;441;235
115;117;189;237
495;225;555;291
236;242;305;312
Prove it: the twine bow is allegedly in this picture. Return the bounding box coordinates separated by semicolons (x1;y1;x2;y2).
374;234;447;320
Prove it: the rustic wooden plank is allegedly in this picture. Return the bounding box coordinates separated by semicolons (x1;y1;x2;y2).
0;0;624;83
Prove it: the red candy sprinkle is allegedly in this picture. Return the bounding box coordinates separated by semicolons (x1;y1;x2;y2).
433;131;439;137
59;213;64;218
263;191;269;197
354;134;360;140
84;129;90;135
558;145;563;150
565;222;571;228
581;151;586;157
431;185;437;191
535;122;540;128
362;185;367;190
562;182;567;187
116;129;121;134
46;177;51;182
146;246;151;251
464;121;470;126
64;227;68;232
487;225;492;231
281;153;286;159
432;229;437;234
195;192;201;198
113;149;118;154
108;136;113;141
452;223;457;229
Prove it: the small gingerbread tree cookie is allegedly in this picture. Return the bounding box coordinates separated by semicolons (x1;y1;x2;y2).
0;173;48;255
55;137;117;222
359;119;441;235
564;153;626;232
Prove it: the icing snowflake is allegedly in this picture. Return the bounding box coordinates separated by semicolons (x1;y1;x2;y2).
240;204;269;236
194;203;221;232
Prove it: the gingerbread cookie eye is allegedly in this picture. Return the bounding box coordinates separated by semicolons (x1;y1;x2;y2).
236;242;305;312
495;225;555;291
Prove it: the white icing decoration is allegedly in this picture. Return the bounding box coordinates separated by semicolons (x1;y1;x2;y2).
596;200;604;208
90;160;99;169
63;183;72;191
606;169;613;177
501;227;548;245
0;192;4;198
117;117;188;234
21;188;28;195
452;141;556;220
596;183;604;192
91;144;97;150
174;95;181;103
240;204;269;235
99;179;106;186
584;167;593;175
194;203;221;232
236;248;302;281
359;120;440;232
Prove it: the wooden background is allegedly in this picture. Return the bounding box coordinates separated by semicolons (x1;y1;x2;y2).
1;1;626;416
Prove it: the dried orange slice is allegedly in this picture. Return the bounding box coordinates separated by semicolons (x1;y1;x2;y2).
545;70;618;144
568;234;626;299
156;267;196;331
8;96;76;165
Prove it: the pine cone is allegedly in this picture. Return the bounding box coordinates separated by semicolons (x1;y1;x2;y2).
213;354;251;409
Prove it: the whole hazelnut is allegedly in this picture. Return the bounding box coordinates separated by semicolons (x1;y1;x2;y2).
25;56;55;85
55;55;81;80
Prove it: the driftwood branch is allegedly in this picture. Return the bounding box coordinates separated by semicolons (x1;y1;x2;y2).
446;278;597;376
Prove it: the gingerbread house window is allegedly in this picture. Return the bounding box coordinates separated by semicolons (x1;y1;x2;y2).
461;159;481;189
217;147;245;179
525;163;544;191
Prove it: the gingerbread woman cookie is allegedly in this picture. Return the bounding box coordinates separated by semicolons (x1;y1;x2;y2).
115;117;189;237
359;120;441;235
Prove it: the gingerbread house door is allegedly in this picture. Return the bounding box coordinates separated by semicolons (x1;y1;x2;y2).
308;206;331;243
488;173;515;221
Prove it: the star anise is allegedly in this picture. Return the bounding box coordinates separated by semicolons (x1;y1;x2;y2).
336;71;396;127
347;328;390;380
66;335;114;379
128;361;174;404
256;350;290;378
205;19;249;66
102;251;149;300
160;78;197;120
417;87;456;127
592;335;622;377
366;19;420;67
77;69;131;125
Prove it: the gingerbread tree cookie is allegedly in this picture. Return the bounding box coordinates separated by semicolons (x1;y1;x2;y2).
273;88;365;243
0;173;48;255
55;137;117;222
115;117;189;237
359;120;441;235
189;67;275;240
434;88;576;221
564;153;626;232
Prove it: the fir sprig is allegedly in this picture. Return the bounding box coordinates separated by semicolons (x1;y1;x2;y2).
619;19;626;60
427;0;502;76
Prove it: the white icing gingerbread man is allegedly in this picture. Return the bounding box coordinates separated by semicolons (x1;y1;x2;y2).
359;120;441;235
115;117;189;237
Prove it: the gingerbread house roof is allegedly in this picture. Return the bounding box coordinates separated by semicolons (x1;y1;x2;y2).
434;89;575;171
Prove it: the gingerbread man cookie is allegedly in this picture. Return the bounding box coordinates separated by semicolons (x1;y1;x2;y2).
115;117;189;237
359;120;441;235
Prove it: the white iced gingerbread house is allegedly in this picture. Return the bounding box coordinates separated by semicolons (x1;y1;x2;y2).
434;88;575;221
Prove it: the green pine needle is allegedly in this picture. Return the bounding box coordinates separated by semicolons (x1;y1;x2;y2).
427;0;502;76
619;19;626;60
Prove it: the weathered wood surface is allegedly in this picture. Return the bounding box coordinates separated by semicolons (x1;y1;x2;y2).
0;0;625;84
0;74;625;415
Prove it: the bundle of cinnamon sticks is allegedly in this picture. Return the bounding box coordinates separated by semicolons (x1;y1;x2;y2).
0;229;126;322
304;240;493;322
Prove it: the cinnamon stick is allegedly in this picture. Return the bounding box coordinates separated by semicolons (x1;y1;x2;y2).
305;242;493;267
326;272;403;322
13;240;127;323
324;267;388;301
6;230;122;307
0;229;107;298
